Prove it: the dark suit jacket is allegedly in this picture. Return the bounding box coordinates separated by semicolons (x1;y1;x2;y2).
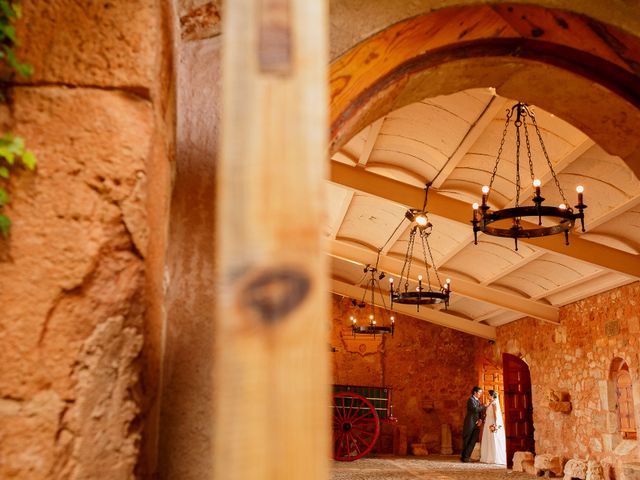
462;395;487;438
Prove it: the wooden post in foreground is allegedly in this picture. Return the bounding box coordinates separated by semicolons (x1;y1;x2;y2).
214;1;329;479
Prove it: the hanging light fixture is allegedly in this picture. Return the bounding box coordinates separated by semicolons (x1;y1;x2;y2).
350;262;395;337
471;102;587;251
389;185;451;311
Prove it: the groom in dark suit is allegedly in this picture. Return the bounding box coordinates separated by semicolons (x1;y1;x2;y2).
461;386;487;462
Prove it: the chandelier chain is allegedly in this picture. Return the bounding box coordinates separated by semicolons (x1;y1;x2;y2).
399;228;416;292
530;112;569;205
515;119;522;208
422;228;443;290
487;108;513;194
523;117;536;184
420;229;433;292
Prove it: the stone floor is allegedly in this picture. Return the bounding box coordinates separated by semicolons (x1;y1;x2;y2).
332;455;532;479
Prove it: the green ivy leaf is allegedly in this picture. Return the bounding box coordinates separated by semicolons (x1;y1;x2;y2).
0;186;9;206
0;212;10;238
0;165;8;178
0;146;15;165
2;24;15;43
21;150;35;170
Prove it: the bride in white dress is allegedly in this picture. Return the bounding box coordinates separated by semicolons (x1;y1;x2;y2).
480;390;507;465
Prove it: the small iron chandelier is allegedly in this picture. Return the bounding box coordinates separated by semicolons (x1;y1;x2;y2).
389;185;451;311
471;102;587;251
350;262;395;337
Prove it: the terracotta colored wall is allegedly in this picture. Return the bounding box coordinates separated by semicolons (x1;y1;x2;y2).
0;1;174;478
482;281;640;477
331;294;478;452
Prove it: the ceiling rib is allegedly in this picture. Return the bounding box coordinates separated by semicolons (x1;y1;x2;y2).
330;279;497;339
431;96;509;188
330;161;640;278
546;274;633;306
330;239;559;323
480;250;546;286
329;190;354;240
358;117;385;166
529;269;608;300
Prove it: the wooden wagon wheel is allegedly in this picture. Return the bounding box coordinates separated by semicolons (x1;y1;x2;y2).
332;391;380;461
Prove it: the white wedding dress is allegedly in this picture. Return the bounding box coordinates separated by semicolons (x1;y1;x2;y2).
480;399;507;465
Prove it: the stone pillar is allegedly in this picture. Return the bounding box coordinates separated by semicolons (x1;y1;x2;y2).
0;1;175;478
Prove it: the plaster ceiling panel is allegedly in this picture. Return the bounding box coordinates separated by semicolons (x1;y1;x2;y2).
544;272;635;306
441;102;589;208
369;93;491;183
440;236;539;285
446;295;502;321
337;124;368;163
583;206;640;254
491;253;602;300
324;183;353;239
385;213;473;268
335;192;407;251
534;146;640;222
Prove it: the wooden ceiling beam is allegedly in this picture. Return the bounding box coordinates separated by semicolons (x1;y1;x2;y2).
330;279;496;339
330;161;640;278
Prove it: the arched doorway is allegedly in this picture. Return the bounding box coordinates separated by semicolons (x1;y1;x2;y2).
502;353;534;466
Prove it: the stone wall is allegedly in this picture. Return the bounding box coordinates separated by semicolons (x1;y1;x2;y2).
0;1;174;478
481;281;640;477
331;294;477;453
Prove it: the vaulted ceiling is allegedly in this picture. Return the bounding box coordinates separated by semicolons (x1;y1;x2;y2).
327;89;640;339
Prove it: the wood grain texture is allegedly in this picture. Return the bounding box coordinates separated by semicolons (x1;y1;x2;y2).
215;1;329;479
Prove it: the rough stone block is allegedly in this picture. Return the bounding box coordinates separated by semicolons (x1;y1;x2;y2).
440;424;453;454
410;443;428;456
513;451;535;472
564;459;587;479
535;453;564;477
18;0;163;90
523;459;538;476
585;460;604;480
622;463;640;480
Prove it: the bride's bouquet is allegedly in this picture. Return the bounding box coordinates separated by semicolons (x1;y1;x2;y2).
489;424;502;433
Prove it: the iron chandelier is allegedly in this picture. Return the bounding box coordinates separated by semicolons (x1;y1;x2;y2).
350;262;395;337
471;102;586;251
388;185;451;311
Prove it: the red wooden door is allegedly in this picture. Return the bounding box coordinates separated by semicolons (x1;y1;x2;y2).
503;354;534;467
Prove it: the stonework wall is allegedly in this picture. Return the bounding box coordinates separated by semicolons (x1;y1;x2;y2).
331;294;477;453
483;281;640;476
0;1;174;478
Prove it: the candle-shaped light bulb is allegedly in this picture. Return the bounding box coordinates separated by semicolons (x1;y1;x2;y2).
372;320;376;325
418;274;423;281
351;316;356;324
576;185;584;205
369;314;374;320
472;202;479;221
481;185;489;208
446;278;451;289
533;178;541;197
559;203;566;210
391;316;395;324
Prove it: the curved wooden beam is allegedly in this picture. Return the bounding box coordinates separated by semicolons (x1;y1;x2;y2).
329;4;640;179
